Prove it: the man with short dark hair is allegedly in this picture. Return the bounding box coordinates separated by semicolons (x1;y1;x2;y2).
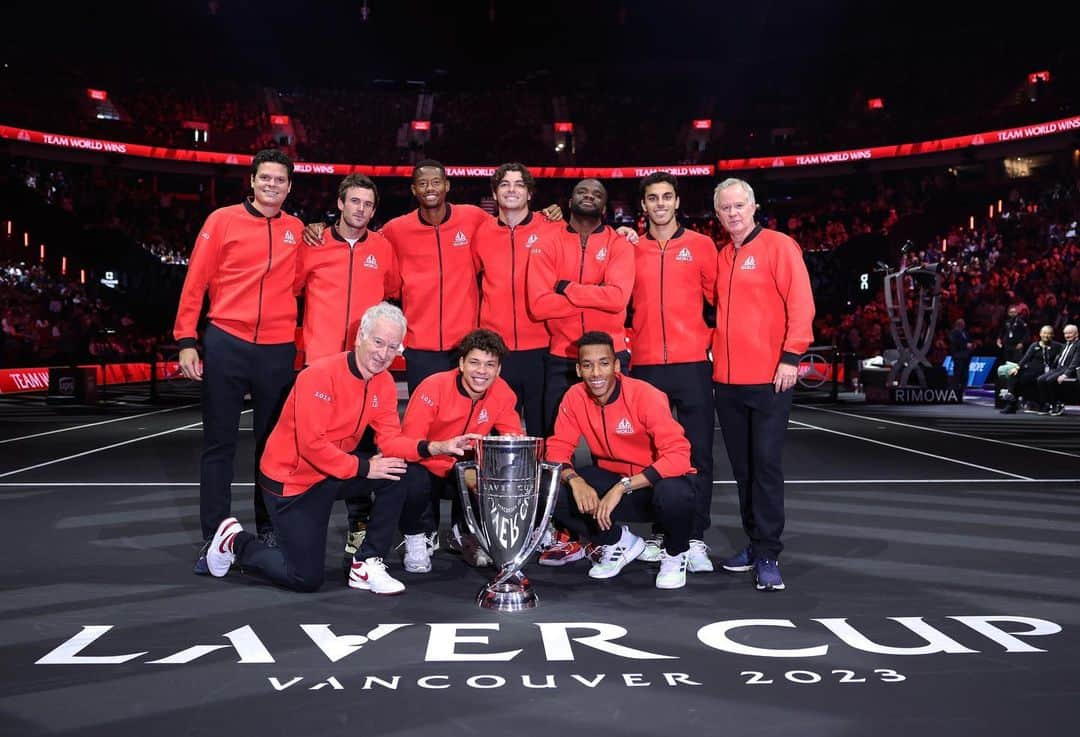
294;173;397;563
398;328;523;571
628;172;718;572
203;303;474;595
175;149;303;572
545;331;696;590
526;178;635;435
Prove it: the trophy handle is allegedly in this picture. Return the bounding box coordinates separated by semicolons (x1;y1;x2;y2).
455;461;491;552
491;461;562;587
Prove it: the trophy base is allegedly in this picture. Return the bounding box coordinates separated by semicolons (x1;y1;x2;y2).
476;572;539;612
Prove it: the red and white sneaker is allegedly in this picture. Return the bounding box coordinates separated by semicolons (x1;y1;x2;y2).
348;557;405;595
538;532;587;567
206;517;242;577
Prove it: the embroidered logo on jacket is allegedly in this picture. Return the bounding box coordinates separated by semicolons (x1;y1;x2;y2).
596;247;608;262
615;417;634;435
313;391;331;402
371;395;379;408
363;254;379;269
477;408;489;424
741;255;757;270
453;231;469;247
675;247;693;262
284;230;297;245
526;234;539;247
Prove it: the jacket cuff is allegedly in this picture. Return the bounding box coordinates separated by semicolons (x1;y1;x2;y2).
418;440;432;458
642;466;662;485
780;351;800;366
354;456;370;479
555;280;571;295
178;337;198;350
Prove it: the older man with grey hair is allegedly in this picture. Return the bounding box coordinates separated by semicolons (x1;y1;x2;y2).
711;177;815;592
1038;324;1078;416
201;302;477;595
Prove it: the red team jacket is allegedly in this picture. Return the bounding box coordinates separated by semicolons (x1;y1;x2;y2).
545;376;692;484
712;226;815;385
259;352;426;497
472;212;558;351
401;369;523;478
174;199;303;347
630;227;717;365
296;226;397;363
381;204;489;352
526;224;635;358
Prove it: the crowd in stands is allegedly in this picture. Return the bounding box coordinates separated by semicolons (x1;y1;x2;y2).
0;260;158;366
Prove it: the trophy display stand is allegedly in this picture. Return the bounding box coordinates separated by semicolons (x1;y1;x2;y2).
456;437;561;612
882;263;943;388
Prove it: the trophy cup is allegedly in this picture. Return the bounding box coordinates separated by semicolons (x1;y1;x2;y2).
455;436;561;611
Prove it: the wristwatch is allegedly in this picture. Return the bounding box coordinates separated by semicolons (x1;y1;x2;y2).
618;476;633;493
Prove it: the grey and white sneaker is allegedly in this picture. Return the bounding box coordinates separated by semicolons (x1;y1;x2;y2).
638;533;664;562
656;549;689;589
687;539;714;572
402;533;433;573
589;526;646;580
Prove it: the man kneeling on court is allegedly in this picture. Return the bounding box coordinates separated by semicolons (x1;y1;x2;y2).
398;328;524;571
545;331;696;589
203;302;474;595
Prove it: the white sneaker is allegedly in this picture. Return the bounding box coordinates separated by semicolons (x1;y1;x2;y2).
402;533;433;573
425;530;440;555
348;557;405;595
588;526;646;580
449;524;492;567
656;549;688;589
687;539;714;572
206;517;242;577
638;533;664;562
538;521;557;551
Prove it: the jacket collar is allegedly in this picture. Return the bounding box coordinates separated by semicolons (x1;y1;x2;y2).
242;197;283;219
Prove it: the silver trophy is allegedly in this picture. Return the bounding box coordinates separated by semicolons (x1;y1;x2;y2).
455;436;561;611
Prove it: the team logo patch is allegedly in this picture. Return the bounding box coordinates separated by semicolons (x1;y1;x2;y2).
371;395;379;409
615;417;634;435
675;247;693;262
363;254;379;269
453;231;469;247
741;255;756;270
201;232;210;240
284;230;297;245
596;247;607;262
526;234;539;247
477;408;489;424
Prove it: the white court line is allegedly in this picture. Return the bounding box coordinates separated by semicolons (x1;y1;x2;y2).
3;478;1079;488
0;403;199;445
796;403;1080;459
787;418;1033;480
0;410;250;479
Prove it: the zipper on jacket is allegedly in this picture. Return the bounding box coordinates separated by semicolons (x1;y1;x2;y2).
435;225;445;350
353;381;370;436
343;245;356;351
254;219;273;342
658;241;669;364
509;226;519;349
724;249;736;383
462;399;479;434
578;236;588;336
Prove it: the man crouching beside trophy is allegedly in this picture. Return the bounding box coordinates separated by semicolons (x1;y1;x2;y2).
544;332;697;590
